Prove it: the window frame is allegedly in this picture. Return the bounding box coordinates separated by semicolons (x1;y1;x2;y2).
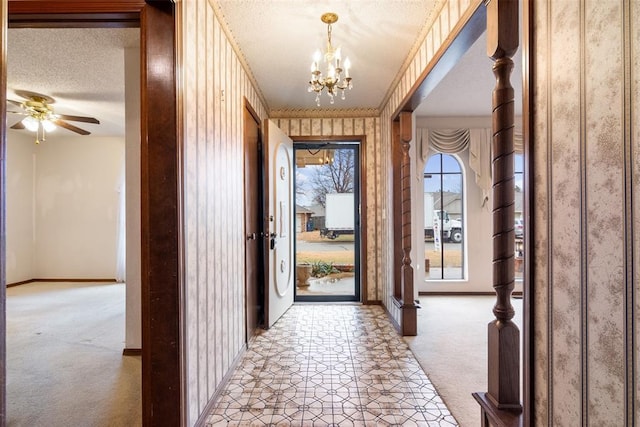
423;153;466;281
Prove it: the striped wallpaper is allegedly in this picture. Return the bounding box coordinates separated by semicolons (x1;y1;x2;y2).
531;0;638;424
178;0;268;424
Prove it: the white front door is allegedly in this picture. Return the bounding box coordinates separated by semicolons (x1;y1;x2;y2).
264;119;294;328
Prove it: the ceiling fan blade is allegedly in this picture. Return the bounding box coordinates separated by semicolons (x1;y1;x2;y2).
55;114;100;124
53;119;91;136
11;121;25;130
7;99;23;108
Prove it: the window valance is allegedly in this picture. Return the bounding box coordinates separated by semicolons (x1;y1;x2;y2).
419;127;523;204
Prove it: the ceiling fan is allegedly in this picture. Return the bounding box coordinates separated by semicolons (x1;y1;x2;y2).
7;90;100;144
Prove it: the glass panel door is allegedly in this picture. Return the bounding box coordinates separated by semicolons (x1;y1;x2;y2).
293;143;360;302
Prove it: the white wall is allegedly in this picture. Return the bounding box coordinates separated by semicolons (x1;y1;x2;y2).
34;136;124;278
5;134;125;281
6;133;36;284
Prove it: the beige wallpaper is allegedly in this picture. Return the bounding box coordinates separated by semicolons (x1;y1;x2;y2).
379;0;479;327
273;117;381;301
178;0;268;424
532;0;638;424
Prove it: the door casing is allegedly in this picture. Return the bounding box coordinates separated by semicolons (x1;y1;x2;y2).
243;100;264;341
291;135;369;303
293;142;362;303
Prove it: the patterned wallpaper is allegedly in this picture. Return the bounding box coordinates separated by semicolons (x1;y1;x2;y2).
178;1;268;424
532;0;638;424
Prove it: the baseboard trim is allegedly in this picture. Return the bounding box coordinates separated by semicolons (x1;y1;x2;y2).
7;278;118;287
381;301;402;334
194;343;248;427
123;348;142;356
34;278;118;283
6;279;33;287
418;291;523;297
362;300;382;305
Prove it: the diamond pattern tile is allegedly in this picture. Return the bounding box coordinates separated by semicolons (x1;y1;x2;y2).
205;305;458;426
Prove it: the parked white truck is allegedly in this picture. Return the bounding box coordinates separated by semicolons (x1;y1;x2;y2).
321;193;354;239
424;193;463;243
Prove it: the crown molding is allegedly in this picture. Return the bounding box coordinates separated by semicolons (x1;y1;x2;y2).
269;108;379;119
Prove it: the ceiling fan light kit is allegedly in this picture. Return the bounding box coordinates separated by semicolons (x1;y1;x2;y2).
7;90;100;144
307;12;353;107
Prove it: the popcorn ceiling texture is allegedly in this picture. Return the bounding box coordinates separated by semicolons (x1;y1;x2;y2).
7;27;138;137
213;0;446;112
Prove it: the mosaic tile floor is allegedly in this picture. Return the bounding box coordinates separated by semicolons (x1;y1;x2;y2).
206;305;458;426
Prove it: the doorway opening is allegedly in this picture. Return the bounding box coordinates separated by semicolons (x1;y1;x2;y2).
243;102;264;341
5;25;141;426
293;142;361;302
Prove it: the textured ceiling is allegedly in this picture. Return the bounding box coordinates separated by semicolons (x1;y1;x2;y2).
213;0;446;112
7;27;139;138
415;29;523;117
5;2;523;140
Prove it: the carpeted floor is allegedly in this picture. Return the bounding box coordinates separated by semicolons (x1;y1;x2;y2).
7;281;141;427
405;295;523;427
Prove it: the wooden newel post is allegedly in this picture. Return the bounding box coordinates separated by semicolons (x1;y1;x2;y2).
398;111;417;336
486;0;521;411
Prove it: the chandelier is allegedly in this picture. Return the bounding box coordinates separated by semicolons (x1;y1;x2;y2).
308;13;353;106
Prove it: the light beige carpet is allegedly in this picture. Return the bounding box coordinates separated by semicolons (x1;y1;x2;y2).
7;281;141;427
405;295;523;427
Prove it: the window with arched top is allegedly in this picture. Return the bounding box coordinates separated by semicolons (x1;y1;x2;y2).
423;153;465;280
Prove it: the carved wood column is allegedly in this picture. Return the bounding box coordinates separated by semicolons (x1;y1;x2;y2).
485;0;521;412
393;111;417;336
392;121;403;300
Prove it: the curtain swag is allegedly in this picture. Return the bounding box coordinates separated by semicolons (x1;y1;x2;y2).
419;127;523;205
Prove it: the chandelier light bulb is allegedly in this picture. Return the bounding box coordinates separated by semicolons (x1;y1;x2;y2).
344;58;351;78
